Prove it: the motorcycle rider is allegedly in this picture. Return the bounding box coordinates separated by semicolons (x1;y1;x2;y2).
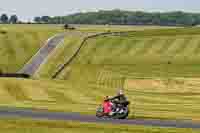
110;89;127;104
109;89;129;113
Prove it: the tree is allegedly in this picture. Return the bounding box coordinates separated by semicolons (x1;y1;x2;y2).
64;24;76;30
1;14;8;23
33;10;200;26
41;16;50;23
9;15;18;24
34;17;41;23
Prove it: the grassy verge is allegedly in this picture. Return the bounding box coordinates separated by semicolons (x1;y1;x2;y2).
0;118;199;133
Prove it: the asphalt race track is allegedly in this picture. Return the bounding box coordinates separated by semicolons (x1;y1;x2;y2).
18;33;66;75
0;107;200;129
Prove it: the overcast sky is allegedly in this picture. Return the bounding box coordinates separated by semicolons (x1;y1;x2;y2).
0;0;199;21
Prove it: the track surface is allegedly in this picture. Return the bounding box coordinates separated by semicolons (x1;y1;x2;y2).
18;33;66;75
0;107;200;129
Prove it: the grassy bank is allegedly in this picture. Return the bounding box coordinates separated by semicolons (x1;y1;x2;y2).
0;119;199;133
64;28;200;78
35;26;181;79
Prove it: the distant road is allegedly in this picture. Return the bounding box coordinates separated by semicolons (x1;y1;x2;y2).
0;107;200;129
18;33;66;75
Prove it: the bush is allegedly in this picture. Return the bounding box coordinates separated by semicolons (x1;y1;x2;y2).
0;29;7;34
64;24;76;30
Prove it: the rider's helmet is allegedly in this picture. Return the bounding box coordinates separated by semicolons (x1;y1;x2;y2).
118;89;124;95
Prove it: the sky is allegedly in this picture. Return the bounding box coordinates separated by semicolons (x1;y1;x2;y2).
0;0;199;21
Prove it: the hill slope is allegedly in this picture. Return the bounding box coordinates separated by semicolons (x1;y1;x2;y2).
0;24;61;73
57;28;200;82
1;28;200;120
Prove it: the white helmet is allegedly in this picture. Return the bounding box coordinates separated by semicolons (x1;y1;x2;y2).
118;89;124;95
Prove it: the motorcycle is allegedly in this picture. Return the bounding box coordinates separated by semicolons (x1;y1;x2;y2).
96;99;130;119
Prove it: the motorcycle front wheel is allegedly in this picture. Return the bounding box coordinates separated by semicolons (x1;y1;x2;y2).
96;105;104;118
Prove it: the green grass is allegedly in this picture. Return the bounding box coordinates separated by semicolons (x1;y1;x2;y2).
0;24;62;72
2;26;200;130
57;28;200;78
1;78;200;121
34;25;179;78
50;28;200;119
0;119;200;133
16;27;200;121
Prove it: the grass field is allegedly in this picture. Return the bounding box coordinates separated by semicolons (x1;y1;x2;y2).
34;25;174;78
65;28;200;77
2;25;200;131
1;119;200;133
1;77;200;121
13;27;199;121
0;24;62;73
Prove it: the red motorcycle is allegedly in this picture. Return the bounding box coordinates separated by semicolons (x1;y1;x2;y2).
96;99;130;119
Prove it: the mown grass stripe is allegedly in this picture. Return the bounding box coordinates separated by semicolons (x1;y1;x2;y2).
181;36;200;56
115;39;141;58
76;37;110;63
101;39;133;63
134;38;158;56
88;37;125;64
125;39;142;56
163;38;185;55
174;36;193;55
93;37;124;58
156;37;176;54
193;39;200;55
147;38;166;55
132;38;150;56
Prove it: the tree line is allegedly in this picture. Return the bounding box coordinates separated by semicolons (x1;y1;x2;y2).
0;14;18;24
1;10;200;26
34;10;200;26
